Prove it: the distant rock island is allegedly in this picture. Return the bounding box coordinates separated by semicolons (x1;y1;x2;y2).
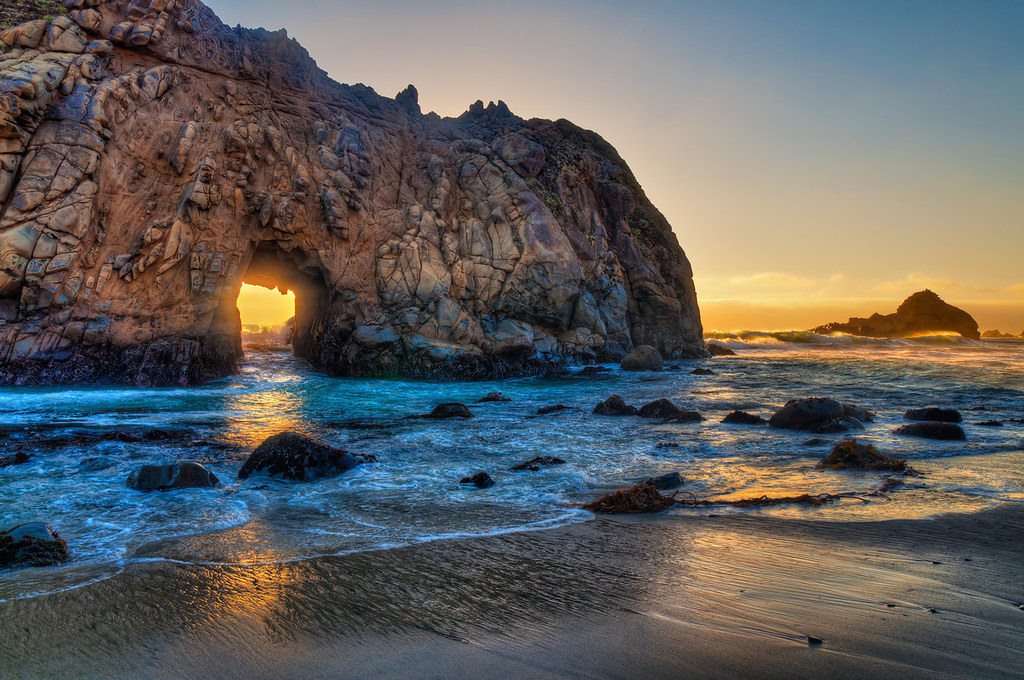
0;1;704;386
981;329;1024;339
812;290;981;340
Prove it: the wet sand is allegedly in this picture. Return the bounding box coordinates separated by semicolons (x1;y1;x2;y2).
2;504;1022;679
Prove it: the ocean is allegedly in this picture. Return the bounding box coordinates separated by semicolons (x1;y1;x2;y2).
2;334;1022;603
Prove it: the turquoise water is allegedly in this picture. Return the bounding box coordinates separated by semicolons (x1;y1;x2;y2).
1;335;1023;601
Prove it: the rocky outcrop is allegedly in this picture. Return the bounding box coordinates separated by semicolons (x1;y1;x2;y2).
1;522;69;567
812;290;980;340
769;398;872;433
620;344;662;371
0;2;704;386
238;431;374;481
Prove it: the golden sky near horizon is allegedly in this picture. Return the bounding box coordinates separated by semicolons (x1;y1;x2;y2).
227;1;1024;333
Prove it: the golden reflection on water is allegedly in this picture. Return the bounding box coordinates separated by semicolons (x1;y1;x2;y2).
218;388;310;451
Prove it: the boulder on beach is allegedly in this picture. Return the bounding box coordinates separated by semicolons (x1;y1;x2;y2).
594;395;639;416
511;456;566;472
903;407;962;423
0;523;69;568
769;398;872;432
476;392;511;403
621;345;663;371
893;422;966;441
460;471;495;488
238;432;376;482
407;402;475;419
816;439;909;472
128;463;219;492
722;411;768;425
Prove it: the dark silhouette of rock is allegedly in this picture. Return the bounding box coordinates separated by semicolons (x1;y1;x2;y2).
577;366;611;376
662;411;704;423
128;462;219;491
536;404;572;415
904;407;962;423
802;437;831;446
638;398;682;419
594;395;638;416
238;432;375;481
460;471;495;488
580;482;674;513
722;411;768;425
691;367;715;375
706;343;736;356
769;398;872;431
645;472;685;490
812;290;980;339
476;392;510;403
406;402;474;419
621;345;663;371
0;451;30;467
511;456;566;471
894;422;966;441
808;417;865;434
981;329;1014;338
977;420;1003;427
0;522;69;567
0;5;705;387
816;439;909;471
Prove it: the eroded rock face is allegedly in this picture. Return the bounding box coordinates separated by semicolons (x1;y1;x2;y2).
0;2;705;386
812;290;980;340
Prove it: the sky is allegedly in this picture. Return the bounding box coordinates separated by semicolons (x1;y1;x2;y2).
216;0;1024;332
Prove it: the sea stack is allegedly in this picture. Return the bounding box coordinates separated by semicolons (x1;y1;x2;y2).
812;290;980;340
0;2;704;386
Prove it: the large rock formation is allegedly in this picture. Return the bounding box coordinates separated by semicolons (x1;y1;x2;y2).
0;1;704;386
812;290;980;340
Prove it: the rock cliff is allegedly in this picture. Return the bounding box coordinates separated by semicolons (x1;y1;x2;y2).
812;290;980;340
0;1;704;386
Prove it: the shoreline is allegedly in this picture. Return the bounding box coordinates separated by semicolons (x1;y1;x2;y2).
2;503;1022;679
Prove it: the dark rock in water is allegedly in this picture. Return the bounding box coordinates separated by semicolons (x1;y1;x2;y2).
638;398;682;419
811;290;981;340
239;432;376;482
0;451;29;467
405;402;475;419
808;636;824;647
79;457;115;472
578;366;611;376
645;472;685;490
808;417;865;434
894;422;966;441
662;411;704;423
621;345;663;371
594;395;639;416
769;398;872;431
802;437;831;446
460;471;495;488
511;456;566;472
0;523;69;567
904;407;962;423
128;463;219;492
656;442;682;449
691;368;715;375
722;411;768;425
817;439;908;471
706;343;736;356
770;398;844;429
977;420;1004;427
476;392;511;403
842;404;875;423
537;404;572;415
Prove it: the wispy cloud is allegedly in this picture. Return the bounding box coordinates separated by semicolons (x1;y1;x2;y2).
873;273;994;297
727;272;815;288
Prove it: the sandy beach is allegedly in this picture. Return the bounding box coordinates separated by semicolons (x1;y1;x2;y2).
2;503;1021;679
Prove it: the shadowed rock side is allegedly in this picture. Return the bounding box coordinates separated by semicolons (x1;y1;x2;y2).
812;290;980;340
0;1;704;386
